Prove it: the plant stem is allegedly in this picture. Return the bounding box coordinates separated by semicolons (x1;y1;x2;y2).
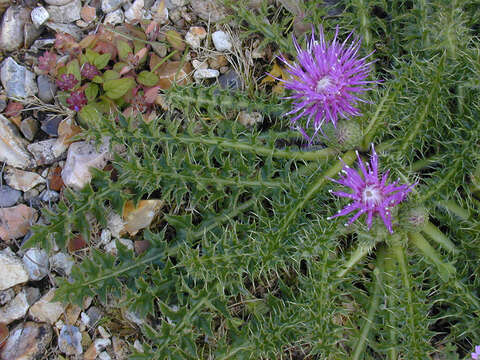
362;87;390;150
337;243;373;278
410;154;442;172
157;133;337;161
280;150;356;235
383;245;398;360
352;246;385;360
421;221;457;253
391;239;415;333
408;232;456;282
435;200;470;221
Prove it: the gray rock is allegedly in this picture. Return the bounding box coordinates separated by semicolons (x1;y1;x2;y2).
23;248;49;281
0;185;21;208
0;96;6;112
0;289;33;324
40;189;59;203
1;57;38;99
47;0;82;23
50;252;74;276
37;75;56;103
212;30;232;52
46;23;82;41
20;117;39;141
45;0;74;4
194;68;219;80
86;306;103;327
0;247;29;291
0;6;30;51
0;114;36;169
41;115;62;136
102;0;127;13
4;167;45;192
62;139;111;190
23;23;43;48
218;70;243;91
0;288;14;306
30;38;56;52
104;8;124;25
99;352;112;360
190;0;227;23
58;325;83;356
27;138;67;166
31;6;50;27
165;0;187;8
29;289;65;324
0;322;52;360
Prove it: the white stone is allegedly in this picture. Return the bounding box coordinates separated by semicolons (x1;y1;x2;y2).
0;115;36;169
1;57;38;99
194;68;219;80
27;138;67;167
50;252;75;276
23;248;49;281
105;238;134;256
99;352;112;360
0;291;30;324
94;338;111;352
102;0;127;13
81;311;90;326
125;0;144;24
47;0;82;23
45;0;74;5
62;139;111;191
100;229;112;244
0;248;29;291
29;289;65;324
151;0;168;23
133;340;144;353
31;7;50;27
212;30;232;52
185;26;207;49
192;59;208;70
104;9;124;25
58;325;83;356
0;6;30;52
4;167;45;191
98;325;110;338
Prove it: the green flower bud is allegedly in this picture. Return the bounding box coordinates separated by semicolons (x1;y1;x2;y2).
324;119;363;150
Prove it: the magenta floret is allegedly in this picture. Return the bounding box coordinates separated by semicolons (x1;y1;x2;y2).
56;73;78;91
328;145;415;234
277;26;377;142
66;90;87;111
81;63;100;80
472;345;480;360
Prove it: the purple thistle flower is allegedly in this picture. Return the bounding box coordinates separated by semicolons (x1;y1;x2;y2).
66;90;88;111
328;145;415;234
81;63;100;80
56;73;78;91
472;345;480;360
277;26;377;142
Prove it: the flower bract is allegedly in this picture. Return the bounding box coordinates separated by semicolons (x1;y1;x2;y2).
328;145;415;233
66;90;87;111
277;26;377;141
472;345;480;360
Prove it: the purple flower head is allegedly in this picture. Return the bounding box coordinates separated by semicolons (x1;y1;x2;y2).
56;73;78;91
81;63;100;80
38;51;57;73
328;145;415;234
472;345;480;360
66;90;87;112
277;26;377;142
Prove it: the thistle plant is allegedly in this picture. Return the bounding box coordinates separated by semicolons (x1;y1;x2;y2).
25;0;480;359
328;145;415;233
277;25;377;141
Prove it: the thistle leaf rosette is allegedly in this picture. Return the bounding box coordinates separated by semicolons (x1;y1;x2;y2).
328;145;416;233
277;26;378;141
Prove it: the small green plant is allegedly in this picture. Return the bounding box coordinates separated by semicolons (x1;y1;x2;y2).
27;0;480;359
